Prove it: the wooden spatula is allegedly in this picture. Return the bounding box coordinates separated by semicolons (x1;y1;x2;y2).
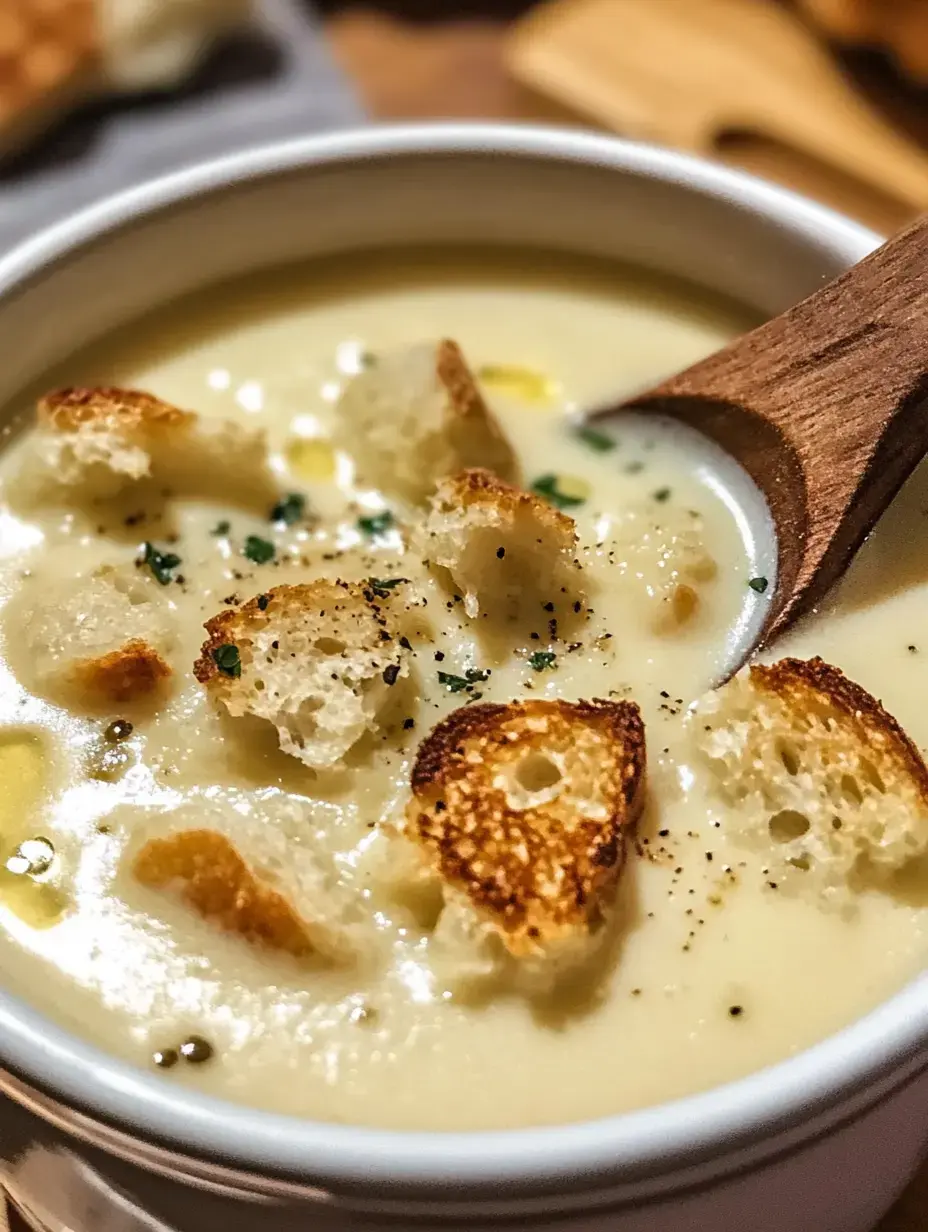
588;214;928;663
508;0;928;215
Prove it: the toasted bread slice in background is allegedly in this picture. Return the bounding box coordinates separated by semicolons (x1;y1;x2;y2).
194;580;409;771
418;468;583;620
335;340;519;503
26;387;275;505
406;698;646;990
14;564;176;708
695;656;928;896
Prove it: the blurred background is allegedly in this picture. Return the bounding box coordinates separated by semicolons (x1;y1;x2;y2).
8;0;928;243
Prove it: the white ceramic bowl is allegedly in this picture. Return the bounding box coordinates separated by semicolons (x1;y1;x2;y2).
0;125;922;1232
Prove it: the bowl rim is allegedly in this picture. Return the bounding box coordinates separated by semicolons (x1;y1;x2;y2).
0;121;907;1194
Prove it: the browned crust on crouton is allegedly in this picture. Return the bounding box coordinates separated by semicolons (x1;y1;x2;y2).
70;639;171;703
751;656;928;802
133;830;313;957
193;580;395;686
38;387;194;434
436;340;489;423
409;698;646;955
436;342;519;483
438;468;577;537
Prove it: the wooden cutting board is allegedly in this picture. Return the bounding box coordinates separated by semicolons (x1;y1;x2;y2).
506;0;928;233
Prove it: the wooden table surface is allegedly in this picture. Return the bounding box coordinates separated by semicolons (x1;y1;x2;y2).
325;8;928;1230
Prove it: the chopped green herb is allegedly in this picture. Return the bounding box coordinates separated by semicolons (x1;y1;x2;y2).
575;425;616;452
368;576;408;599
748;576;769;594
360;350;378;370
529;651;557;672
625;461;645;475
531;474;586;510
438;668;490;693
243;536;275;565
653;488;672;502
211;520;231;537
438;672;469;693
358;511;395;537
270;493;306;526
139;542;182;586
212;644;242;678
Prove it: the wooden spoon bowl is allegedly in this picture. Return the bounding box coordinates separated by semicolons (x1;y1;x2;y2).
590;215;928;663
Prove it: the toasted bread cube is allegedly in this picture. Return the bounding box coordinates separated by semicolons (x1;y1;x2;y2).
194;581;409;770
695;656;928;896
406;698;646;991
27;387;275;505
134;830;318;959
127;793;361;964
18;565;175;707
419;469;582;619
335;340;518;503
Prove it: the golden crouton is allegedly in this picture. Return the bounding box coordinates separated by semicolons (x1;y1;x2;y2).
695;656;928;897
15;565;176;709
71;638;171;704
419;468;582;620
133;829;315;958
27;386;275;505
407;698;646;986
335;340;519;503
194;580;409;770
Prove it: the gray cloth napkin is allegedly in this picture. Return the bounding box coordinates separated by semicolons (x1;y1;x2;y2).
0;0;364;254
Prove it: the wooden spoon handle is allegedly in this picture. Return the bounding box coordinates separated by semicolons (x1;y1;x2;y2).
625;215;928;645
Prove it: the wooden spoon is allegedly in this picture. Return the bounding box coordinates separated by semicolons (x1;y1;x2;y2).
589;214;928;661
508;0;928;224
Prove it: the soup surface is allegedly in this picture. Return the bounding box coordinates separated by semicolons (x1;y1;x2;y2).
0;249;926;1130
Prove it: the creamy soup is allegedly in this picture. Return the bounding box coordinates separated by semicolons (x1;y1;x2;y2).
0;249;925;1131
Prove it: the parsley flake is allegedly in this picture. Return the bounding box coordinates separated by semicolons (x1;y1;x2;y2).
531;474;586;510
653;487;672;502
358;511;395;537
211;520;231;537
244;536;275;565
139;542;182;586
575;425;616;452
368;576;408;599
270;493;306;526
438;668;490;693
748;576;769;594
529;651;557;672
212;644;242;678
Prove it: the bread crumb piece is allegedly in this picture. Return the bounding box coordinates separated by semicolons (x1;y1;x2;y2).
335;340;518;503
24;386;275;506
418;468;582;620
194;580;409;770
693;656;928;899
14;565;176;708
